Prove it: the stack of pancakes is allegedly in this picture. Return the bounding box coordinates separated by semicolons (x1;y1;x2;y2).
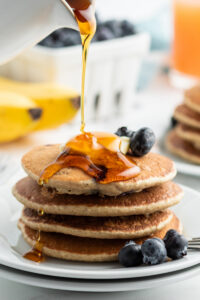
167;85;200;164
13;144;183;262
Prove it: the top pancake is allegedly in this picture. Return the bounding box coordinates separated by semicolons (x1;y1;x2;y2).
185;85;200;113
21;144;176;196
174;104;200;129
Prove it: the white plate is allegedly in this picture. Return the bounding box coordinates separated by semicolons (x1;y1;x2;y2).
1;263;200;292
158;137;200;177
0;184;200;280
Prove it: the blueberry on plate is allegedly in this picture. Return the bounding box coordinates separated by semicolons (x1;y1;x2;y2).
118;241;143;267
141;238;167;265
163;229;179;241
115;126;135;138
130;127;156;157
164;229;188;259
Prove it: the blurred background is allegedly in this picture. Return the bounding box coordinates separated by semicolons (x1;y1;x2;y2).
0;0;200;162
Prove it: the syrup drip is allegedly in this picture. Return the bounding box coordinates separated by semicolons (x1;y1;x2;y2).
38;209;45;216
23;230;45;263
23;209;45;262
39;132;140;185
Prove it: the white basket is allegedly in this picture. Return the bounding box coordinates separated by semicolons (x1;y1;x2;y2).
0;33;150;120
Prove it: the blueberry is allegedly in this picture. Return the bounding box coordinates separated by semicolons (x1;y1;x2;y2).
39;36;55;48
58;29;80;46
104;20;123;38
95;25;115;41
118;241;143;267
121;20;136;36
163;229;179;242
130;127;156;157
39;28;81;48
171;117;178;128
115;126;135;138
141;238;167;265
164;230;188;260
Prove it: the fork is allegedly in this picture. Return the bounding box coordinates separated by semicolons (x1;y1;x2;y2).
188;238;200;250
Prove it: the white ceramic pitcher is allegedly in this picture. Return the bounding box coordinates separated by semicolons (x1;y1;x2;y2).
0;0;80;65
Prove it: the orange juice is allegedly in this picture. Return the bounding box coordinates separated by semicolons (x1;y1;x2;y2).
173;0;200;78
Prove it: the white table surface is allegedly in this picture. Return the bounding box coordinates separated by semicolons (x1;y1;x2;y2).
0;69;200;299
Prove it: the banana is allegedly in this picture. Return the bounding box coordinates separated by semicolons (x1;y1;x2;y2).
0;91;42;142
0;77;80;130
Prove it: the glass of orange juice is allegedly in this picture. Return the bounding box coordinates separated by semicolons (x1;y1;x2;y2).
171;0;200;87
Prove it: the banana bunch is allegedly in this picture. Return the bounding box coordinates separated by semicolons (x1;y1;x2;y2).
0;91;41;142
0;77;80;142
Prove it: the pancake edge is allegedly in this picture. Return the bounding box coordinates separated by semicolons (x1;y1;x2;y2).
20;209;173;239
185;96;200;114
166;131;200;164
18;217;182;262
175;124;200;144
22;166;177;197
12;183;183;217
174;110;200;129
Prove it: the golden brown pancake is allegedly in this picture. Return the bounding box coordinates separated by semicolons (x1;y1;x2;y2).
18;214;182;262
176;123;200;144
185;85;200;113
174;104;200;129
21;145;176;196
166;130;200;164
21;207;173;239
13;177;183;216
193;142;200;150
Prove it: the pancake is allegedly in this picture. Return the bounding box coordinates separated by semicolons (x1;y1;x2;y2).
13;177;183;216
166;130;200;164
185;85;200;113
21;207;173;239
21;144;176;196
175;123;200;144
174;104;200;129
194;142;200;150
18;214;182;262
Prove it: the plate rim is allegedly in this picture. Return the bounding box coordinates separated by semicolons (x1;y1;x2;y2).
0;263;200;292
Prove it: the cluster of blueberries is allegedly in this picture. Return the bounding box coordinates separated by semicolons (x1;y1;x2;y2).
118;229;188;267
115;126;156;157
39;15;136;48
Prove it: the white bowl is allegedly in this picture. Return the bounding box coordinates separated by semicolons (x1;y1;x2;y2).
0;33;150;119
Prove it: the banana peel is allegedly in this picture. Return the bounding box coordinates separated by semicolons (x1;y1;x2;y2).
0;91;42;142
0;77;80;130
